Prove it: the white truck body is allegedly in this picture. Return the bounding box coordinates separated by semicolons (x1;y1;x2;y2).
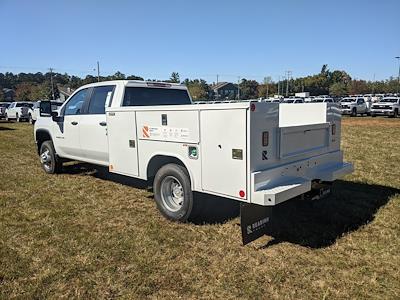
340;97;369;116
34;80;353;244
370;97;400;117
5;102;33;121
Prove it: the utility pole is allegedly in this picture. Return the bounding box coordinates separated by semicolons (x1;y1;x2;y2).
216;74;219;85
97;61;100;82
49;68;55;100
277;76;280;96
285;70;292;97
372;73;376;94
395;57;400;95
237;76;240;100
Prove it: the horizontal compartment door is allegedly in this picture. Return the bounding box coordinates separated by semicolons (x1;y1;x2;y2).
278;123;330;159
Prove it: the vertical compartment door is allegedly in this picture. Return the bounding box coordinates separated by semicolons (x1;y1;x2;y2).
107;111;139;176
200;109;247;199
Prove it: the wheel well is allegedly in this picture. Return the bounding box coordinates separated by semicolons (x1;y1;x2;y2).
147;155;188;183
35;130;52;154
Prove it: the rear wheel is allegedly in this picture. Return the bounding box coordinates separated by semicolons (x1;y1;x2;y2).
153;163;194;221
39;141;62;174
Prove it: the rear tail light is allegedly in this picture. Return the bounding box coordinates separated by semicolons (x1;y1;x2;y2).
331;124;336;135
262;131;269;146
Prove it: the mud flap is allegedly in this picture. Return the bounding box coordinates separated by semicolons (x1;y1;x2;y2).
240;203;273;245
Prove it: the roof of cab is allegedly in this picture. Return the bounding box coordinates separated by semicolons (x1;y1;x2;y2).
78;80;187;90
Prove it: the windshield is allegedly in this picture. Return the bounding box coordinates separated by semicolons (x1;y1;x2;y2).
380;98;398;103
341;98;355;103
0;103;10;108
16;103;33;107
283;100;294;103
313;99;324;103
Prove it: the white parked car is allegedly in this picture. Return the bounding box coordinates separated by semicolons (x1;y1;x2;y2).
5;102;34;122
370;97;400;118
312;97;334;103
282;98;304;104
340;97;369;116
34;80;352;244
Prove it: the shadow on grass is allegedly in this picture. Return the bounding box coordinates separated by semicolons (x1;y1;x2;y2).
0;126;15;131
62;163;398;248
260;180;399;249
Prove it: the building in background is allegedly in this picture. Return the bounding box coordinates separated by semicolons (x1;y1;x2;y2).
210;82;237;100
58;86;74;102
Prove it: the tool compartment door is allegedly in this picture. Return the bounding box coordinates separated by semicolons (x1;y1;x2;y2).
278;123;330;159
106;111;139;176
200;109;247;199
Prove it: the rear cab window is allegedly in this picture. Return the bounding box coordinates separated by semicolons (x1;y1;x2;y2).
122;87;191;106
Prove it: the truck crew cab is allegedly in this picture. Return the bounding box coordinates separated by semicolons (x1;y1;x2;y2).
370;97;400;118
35;80;353;244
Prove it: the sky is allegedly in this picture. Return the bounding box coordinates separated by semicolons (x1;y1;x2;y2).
0;0;399;83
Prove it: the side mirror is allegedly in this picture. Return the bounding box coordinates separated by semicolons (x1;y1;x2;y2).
51;111;62;122
39;101;52;117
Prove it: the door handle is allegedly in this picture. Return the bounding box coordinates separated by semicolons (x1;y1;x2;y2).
71;121;78;125
99;121;107;126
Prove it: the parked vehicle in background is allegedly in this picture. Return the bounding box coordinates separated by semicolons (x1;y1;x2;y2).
0;102;11;119
312;97;334;103
340;97;368;116
30;101;63;124
34;80;353;244
5;102;33;122
370;97;400;118
282;98;304;103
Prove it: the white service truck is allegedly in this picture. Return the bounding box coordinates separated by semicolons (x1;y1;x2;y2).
35;80;353;244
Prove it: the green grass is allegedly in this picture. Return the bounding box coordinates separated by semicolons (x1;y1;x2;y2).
0;118;399;299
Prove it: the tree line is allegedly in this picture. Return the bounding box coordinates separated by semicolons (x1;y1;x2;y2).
0;65;398;101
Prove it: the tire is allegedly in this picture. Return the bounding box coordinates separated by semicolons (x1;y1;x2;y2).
393;109;398;118
153;163;194;222
29;114;34;124
39;140;62;174
5;113;9;121
16;113;20;122
371;113;376;117
351;108;357;117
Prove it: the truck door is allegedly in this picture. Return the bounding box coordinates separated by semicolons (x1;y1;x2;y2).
79;85;115;165
55;88;88;158
357;98;366;113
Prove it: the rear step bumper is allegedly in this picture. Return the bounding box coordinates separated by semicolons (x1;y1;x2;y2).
251;151;353;206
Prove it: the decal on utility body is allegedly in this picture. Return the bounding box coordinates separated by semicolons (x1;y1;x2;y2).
142;125;190;140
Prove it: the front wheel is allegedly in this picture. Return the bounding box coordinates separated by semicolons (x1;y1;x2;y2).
5;113;9;121
39;141;62;174
351;108;357;117
153;164;194;222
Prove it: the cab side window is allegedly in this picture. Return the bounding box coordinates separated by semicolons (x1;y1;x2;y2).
64;89;89;115
87;86;115;114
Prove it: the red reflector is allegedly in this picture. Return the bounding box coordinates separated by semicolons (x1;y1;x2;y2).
250;103;256;111
239;190;245;198
262;131;269;146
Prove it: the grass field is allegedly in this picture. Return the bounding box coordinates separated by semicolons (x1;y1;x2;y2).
1;117;399;299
